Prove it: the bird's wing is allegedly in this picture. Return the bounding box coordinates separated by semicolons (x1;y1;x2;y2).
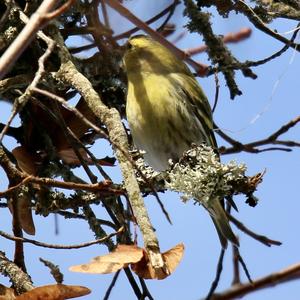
170;73;218;149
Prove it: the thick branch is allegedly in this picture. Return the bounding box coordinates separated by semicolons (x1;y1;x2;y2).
210;263;300;300
0;251;33;294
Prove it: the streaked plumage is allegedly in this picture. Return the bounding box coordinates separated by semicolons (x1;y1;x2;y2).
124;35;238;248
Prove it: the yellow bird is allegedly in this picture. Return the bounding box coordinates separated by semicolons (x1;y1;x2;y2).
124;35;238;248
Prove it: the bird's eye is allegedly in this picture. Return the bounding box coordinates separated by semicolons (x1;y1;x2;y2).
127;42;133;50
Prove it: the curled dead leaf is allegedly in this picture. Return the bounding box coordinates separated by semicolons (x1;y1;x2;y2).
17;191;35;235
12;146;37;175
16;284;90;299
55;98;98;150
8;187;35;236
131;243;184;280
57;148;89;165
57;148;115;166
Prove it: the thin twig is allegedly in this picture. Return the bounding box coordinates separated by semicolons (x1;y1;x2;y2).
139;277;155;300
55;210;116;229
69;0;181;55
0;175;124;197
235;0;300;52
44;0;75;19
236;248;252;283
114;0;181;40
212;72;220;113
156;0;179;32
227;214;282;247
0;227;123;249
0;107;19;143
103;270;121;300
209;22;300;74
185;28;252;57
205;248;226;300
11;191;27;272
231;244;240;285
216;116;300;155
0;1;12;32
124;267;142;299
100;0;110;28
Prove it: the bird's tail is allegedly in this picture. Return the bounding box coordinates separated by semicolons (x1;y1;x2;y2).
208;199;239;249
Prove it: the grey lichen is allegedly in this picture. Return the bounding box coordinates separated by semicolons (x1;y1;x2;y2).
165;145;247;206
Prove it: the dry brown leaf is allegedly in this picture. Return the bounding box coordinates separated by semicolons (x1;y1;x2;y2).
69;244;144;274
130;251;155;279
55;98;97;150
57;148;90;165
131;243;184;280
0;284;16;300
8;194;35;236
9;146;37;235
92;244;143;264
70;261;124;274
12;146;37;175
18;192;35;235
57;148;115;166
163;243;185;274
16;284;90;300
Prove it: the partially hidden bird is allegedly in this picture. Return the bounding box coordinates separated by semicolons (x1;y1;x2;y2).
123;35;238;248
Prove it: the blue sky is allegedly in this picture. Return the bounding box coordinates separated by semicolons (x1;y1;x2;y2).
1;1;300;299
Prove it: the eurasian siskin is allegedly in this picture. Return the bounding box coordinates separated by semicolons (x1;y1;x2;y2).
124;35;238;248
